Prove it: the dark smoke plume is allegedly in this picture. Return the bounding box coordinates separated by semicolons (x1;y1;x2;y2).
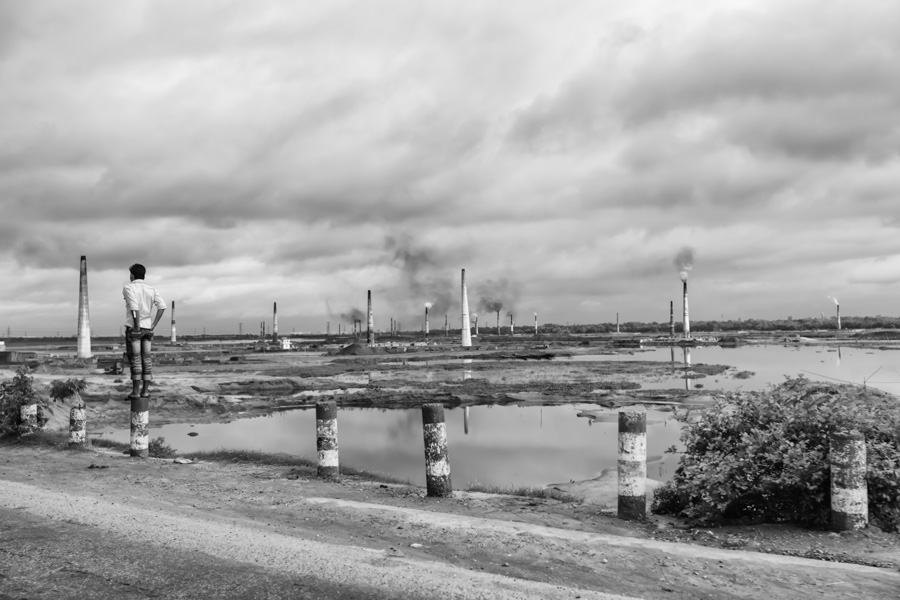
385;233;454;317
326;300;365;324
477;278;520;315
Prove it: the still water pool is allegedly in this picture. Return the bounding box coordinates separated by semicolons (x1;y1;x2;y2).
101;344;900;489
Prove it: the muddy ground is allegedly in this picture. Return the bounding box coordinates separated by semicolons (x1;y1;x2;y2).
2;337;900;598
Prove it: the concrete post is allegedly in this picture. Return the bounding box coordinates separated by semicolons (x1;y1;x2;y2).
19;404;38;435
422;403;452;497
130;396;149;458
830;431;867;531
618;410;647;521
68;404;86;446
316;401;340;479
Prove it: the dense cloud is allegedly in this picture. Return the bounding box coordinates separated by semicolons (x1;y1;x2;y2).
2;0;900;335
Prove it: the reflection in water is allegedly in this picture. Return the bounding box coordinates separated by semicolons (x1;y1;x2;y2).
108;404;682;489
837;346;842;367
683;347;691;390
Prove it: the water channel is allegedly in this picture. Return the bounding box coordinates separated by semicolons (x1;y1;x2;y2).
102;344;900;489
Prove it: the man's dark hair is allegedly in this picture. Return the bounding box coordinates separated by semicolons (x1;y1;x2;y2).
129;264;146;279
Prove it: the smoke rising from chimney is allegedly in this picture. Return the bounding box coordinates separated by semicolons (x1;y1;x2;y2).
674;246;695;282
477;278;520;317
386;233;454;318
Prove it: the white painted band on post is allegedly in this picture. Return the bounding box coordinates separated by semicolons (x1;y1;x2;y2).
131;411;149;449
423;424;449;477
618;462;646;497
316;421;338;438
831;486;868;514
617;432;646;462
318;449;339;468
69;407;86;444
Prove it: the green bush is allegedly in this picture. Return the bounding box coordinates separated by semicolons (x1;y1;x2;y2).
0;367;47;436
148;437;177;458
49;378;87;401
653;376;900;531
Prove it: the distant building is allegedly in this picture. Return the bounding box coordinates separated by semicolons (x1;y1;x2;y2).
280;338;293;350
0;341;5;351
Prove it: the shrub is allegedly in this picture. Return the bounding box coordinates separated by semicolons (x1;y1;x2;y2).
148;437;177;458
653;376;900;531
0;367;47;436
49;378;87;401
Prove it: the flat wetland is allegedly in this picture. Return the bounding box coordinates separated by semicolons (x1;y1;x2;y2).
3;331;900;599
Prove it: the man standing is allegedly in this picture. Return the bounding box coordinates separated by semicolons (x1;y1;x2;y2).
123;264;166;399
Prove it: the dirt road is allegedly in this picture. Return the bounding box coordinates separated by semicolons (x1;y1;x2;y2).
2;444;898;600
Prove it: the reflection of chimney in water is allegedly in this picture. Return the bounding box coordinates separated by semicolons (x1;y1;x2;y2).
683;347;691;391
464;406;470;435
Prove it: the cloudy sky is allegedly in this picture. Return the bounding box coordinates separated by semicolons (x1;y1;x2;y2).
2;0;899;337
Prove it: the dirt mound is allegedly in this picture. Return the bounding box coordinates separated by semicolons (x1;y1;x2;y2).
337;343;386;356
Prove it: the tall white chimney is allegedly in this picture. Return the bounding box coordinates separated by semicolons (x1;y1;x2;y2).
682;279;690;339
461;269;472;347
76;255;92;359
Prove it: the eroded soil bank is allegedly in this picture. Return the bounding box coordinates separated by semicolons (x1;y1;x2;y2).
1;441;899;600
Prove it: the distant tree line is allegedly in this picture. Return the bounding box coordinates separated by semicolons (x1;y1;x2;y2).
535;315;900;335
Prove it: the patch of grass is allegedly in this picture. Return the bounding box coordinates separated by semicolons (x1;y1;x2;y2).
89;437;129;451
0;430;124;454
178;448;411;484
0;429;68;448
181;448;315;467
465;482;580;503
